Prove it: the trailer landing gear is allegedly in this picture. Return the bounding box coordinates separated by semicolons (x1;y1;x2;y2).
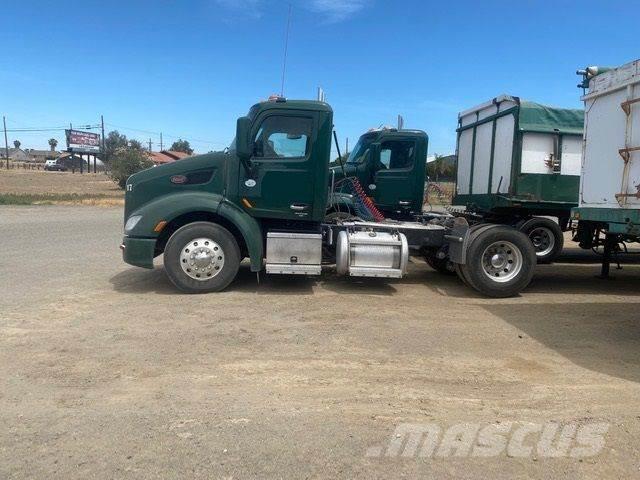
598;234;621;279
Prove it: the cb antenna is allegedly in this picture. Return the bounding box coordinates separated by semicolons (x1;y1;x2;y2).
280;3;292;97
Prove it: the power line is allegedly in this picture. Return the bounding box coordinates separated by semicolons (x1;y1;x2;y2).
104;122;228;147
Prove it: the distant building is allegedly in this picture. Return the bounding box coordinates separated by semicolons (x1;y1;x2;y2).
147;150;192;165
0;147;29;161
26;149;58;163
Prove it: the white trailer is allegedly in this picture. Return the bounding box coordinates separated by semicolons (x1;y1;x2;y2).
574;59;640;275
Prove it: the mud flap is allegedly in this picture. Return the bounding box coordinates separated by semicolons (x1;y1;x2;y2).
444;217;470;265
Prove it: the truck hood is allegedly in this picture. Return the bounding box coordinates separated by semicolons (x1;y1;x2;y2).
125;151;228;221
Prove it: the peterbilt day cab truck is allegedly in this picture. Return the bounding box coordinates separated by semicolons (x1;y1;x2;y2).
121;98;536;297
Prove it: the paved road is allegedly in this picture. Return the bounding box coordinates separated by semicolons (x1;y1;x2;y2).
1;206;640;479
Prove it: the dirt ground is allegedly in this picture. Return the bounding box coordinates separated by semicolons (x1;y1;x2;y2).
0;169;123;203
1;205;640;479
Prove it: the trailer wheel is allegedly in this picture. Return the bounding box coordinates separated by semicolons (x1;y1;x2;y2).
518;217;564;263
164;222;241;293
463;226;536;298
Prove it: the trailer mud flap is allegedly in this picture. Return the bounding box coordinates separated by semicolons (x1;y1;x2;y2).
444;218;470;265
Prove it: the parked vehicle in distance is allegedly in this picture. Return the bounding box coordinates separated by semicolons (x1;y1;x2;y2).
44;159;67;171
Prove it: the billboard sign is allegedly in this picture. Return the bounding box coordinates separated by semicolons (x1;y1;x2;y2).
66;129;101;153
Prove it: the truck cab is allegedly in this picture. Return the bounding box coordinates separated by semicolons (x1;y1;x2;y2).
329;129;427;219
121;97;537;298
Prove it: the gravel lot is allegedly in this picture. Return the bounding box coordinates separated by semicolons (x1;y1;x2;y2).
1;205;639;479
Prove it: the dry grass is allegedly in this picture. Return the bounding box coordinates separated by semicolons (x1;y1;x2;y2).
424;181;455;207
0;169;123;206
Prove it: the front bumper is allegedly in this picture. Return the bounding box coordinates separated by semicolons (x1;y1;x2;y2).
121;236;156;269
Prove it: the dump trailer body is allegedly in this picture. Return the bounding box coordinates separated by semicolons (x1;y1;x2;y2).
454;95;584;217
573;59;640;236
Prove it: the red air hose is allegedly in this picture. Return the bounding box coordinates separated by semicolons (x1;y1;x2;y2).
350;178;385;222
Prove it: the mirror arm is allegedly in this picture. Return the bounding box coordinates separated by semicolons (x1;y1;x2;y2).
239;156;255;179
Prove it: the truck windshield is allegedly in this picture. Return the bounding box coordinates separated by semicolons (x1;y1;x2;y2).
346;136;374;164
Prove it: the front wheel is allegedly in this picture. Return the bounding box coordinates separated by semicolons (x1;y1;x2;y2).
459;226;536;298
164;222;241;293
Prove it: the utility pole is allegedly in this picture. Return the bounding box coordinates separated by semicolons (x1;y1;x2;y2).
69;122;76;174
345;137;349;156
101;115;106;174
160;132;163;151
3;116;8;169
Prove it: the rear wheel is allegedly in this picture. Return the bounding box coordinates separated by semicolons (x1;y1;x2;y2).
461;226;536;298
164;222;241;293
518;217;564;264
424;249;456;275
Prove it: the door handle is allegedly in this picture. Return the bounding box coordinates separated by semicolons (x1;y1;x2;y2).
290;204;309;211
398;201;411;206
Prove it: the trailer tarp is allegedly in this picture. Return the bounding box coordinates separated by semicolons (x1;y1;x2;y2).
518;101;584;136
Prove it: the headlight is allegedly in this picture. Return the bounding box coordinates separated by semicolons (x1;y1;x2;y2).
124;214;142;234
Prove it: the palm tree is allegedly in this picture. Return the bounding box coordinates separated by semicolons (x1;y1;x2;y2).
48;138;58;152
13;140;21;149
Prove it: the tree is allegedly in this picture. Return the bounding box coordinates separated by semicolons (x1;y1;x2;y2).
13;140;21;149
104;130;129;165
109;144;153;189
128;139;144;151
329;155;347;167
48;138;58;151
427;154;456;182
170;139;193;155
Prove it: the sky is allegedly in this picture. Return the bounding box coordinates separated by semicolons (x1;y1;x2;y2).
0;0;637;156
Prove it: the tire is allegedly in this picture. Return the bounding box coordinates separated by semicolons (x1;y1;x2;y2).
453;223;500;290
462;226;536;298
455;263;475;289
163;222;241;293
424;250;456;275
518;217;564;264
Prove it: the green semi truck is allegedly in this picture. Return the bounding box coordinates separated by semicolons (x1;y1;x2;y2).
323;98;584;270
121;97;537;297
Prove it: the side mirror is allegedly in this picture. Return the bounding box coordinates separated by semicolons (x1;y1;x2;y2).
236;116;252;160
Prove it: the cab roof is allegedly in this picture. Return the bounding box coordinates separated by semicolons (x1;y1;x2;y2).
249;98;333;117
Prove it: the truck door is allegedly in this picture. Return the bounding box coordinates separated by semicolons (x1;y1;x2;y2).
239;111;319;221
372;138;421;214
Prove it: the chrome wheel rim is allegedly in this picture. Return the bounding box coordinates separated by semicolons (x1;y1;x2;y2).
481;241;523;283
528;226;555;257
179;238;225;281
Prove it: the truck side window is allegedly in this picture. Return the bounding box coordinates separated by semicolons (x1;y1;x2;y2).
253;116;313;159
379;140;415;170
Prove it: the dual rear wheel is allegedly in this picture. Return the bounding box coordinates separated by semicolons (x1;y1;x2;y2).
455;225;537;298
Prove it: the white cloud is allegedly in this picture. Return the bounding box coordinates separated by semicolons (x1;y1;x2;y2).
308;0;370;23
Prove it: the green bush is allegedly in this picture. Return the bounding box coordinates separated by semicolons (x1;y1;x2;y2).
109;146;154;189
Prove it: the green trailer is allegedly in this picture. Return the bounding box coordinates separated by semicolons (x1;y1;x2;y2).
453;95;584;262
